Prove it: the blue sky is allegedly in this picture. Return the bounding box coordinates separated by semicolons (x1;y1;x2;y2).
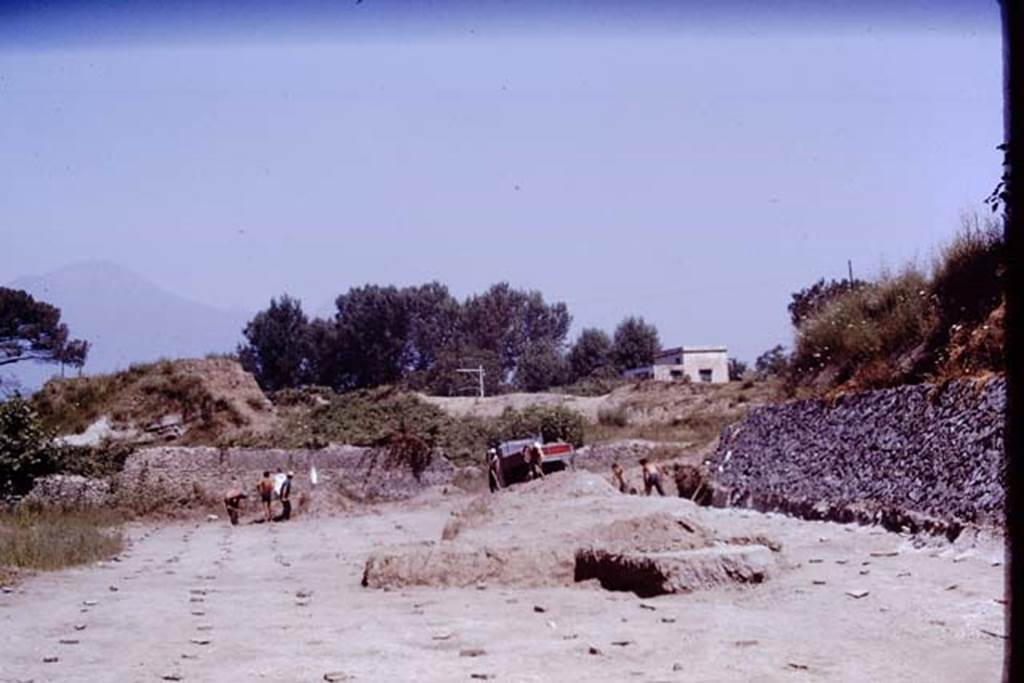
0;1;1004;363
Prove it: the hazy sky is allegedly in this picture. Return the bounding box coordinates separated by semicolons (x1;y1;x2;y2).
0;1;1004;362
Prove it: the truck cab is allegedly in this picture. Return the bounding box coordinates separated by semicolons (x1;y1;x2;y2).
489;437;576;491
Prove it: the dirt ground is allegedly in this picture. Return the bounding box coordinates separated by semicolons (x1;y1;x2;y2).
0;478;1006;683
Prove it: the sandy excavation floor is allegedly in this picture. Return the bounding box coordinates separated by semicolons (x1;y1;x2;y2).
0;480;1007;683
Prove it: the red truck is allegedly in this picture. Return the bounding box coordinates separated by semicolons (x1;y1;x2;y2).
488;437;576;491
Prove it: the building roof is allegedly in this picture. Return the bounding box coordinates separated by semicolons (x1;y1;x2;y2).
655;345;728;357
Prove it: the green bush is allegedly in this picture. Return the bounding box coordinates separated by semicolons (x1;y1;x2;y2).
486;405;586;448
931;217;1004;331
0;396;60;500
792;268;935;385
597;404;630;427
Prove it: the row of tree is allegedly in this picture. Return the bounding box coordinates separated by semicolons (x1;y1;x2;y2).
237;282;662;394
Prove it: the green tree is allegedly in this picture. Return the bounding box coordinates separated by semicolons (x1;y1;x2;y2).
754;344;790;379
611;316;660;371
333;285;411;389
788;278;866;328
514;339;568;392
0;395;59;499
237;294;311;391
728;357;749;381
0;288;89;371
567;328;613;381
403;282;462;374
462;283;571;381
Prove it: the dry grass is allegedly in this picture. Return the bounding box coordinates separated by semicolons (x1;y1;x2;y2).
0;508;124;573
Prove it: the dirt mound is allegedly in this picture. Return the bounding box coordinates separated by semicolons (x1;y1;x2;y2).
584;512;713;553
515;471;619;498
574;545;774;597
362;471;782;596
363;544;573;589
33;358;277;446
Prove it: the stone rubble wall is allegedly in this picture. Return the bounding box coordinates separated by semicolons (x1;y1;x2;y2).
707;377;1005;536
25;445;454;512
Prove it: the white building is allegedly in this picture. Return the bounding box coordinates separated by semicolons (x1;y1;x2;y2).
623;346;729;384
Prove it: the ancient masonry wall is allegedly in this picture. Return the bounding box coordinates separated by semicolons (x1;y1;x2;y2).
111;445;454;509
707;377;1005;537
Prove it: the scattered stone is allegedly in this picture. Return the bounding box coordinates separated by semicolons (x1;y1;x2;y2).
929;620;946;626
870;551;899;558
296;590;312;599
190;589;207;596
845;590;870;599
533;605;546;613
787;662;810;671
562;634;578;640
661;617;676;624
470;675;491;681
994;598;1008;605
191;611;205;617
611;640;633;647
897;572;912;578
43;656;59;663
835;560;847;565
181;654;199;660
196;625;213;632
807;559;824;564
734;640;759;647
189;638;211;646
812;580;827;586
432;633;453;641
639;603;657;611
588;646;602;656
945;584;958;591
206;515;219;521
323;672;352;682
162;674;184;681
83;600;98;606
673;663;684;672
460;649;486;658
189;598;204;603
859;570;870;576
74;624;87;631
59;639;79;645
1;586;13;594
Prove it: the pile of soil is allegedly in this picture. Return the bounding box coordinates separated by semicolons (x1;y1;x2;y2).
362;471;780;595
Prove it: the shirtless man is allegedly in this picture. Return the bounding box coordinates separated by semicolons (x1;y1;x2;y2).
487;449;502;492
223;489;247;526
639;458;665;496
525;442;545;480
256;471;275;522
611;462;628;493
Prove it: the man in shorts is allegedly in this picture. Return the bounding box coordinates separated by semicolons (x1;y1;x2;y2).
640;458;666;496
525;442;545;480
257;471;275;522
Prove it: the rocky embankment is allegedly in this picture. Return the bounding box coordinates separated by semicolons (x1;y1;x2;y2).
708;377;1005;537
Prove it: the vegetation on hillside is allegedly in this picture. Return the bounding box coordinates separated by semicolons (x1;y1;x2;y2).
781;216;1005;393
239;386;587;465
30;359;255;442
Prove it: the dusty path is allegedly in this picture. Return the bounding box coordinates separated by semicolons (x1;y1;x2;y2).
0;491;1006;682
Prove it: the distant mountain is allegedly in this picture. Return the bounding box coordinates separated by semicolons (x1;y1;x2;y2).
3;261;251;392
